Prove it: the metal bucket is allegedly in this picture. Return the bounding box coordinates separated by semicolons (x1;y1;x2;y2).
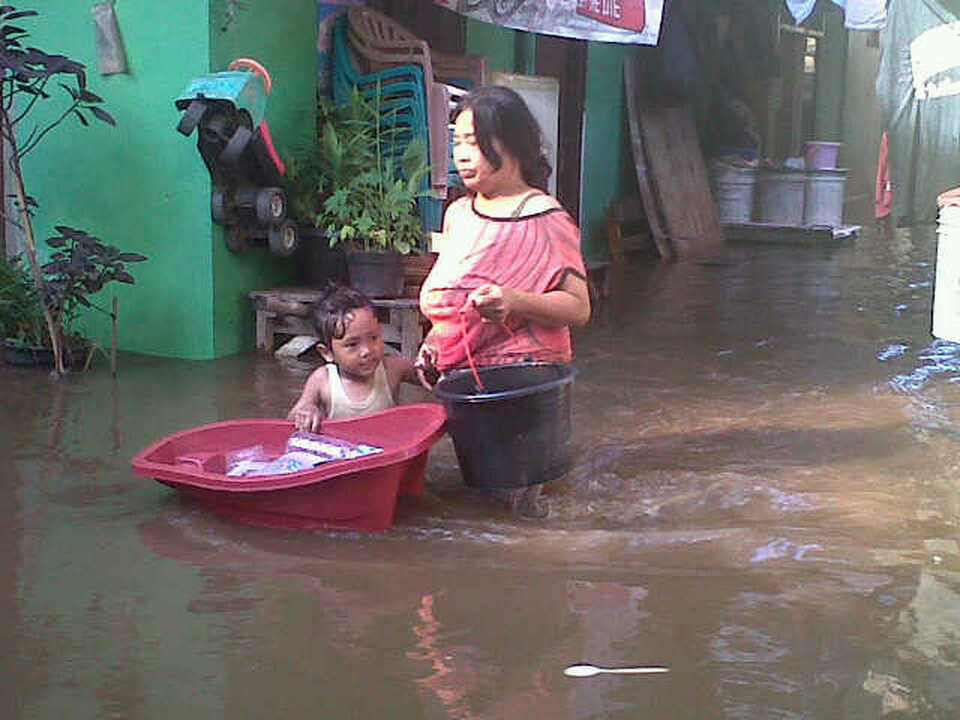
803;169;847;227
709;164;756;223
755;169;806;225
933;204;960;342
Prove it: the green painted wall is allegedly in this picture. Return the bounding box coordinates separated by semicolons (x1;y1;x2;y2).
465;18;517;74
27;2;213;359
209;0;318;356
580;42;633;261
24;1;315;360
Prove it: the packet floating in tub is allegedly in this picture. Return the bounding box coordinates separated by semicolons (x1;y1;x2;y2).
224;444;320;478
285;431;382;462
230;451;329;477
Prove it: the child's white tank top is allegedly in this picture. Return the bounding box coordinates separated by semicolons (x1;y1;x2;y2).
326;362;395;419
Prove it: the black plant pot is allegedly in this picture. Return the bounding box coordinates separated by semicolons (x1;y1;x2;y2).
3;339;54;367
3;338;90;369
295;226;347;288
346;250;404;298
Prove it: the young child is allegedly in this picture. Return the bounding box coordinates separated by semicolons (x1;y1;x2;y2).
287;283;418;432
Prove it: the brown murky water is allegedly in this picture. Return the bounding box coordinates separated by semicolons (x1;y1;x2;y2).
4;224;960;718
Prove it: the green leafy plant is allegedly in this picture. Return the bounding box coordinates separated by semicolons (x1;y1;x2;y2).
0;5;122;374
0;254;46;348
41;226;147;356
286;87;432;255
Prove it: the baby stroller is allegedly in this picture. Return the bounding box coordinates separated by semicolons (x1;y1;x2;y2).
175;58;298;256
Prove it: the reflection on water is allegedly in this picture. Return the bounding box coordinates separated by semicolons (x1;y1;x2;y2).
4;223;960;717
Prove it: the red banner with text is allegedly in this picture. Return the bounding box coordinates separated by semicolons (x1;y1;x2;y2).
433;0;662;45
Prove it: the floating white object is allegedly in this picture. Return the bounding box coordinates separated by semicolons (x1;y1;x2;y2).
563;663;670;678
274;335;319;358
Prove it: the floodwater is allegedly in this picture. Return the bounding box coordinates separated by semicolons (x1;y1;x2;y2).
4;223;960;718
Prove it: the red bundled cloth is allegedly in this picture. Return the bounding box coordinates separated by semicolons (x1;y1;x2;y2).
875;131;892;219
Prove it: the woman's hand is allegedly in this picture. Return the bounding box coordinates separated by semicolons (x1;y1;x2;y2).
415;342;440;390
467;284;515;324
287;403;323;433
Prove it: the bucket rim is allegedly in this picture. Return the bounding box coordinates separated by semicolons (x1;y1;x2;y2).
433;362;578;404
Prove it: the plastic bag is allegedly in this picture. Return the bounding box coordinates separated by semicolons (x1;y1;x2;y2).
285;431;382;461
223;433;382;478
92;2;128;75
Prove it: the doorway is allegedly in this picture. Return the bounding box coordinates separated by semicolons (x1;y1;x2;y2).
535;34;586;222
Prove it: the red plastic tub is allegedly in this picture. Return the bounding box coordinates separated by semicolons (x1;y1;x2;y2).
131;404;447;531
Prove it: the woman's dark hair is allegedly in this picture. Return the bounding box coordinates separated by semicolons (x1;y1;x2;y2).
310;282;374;348
455;85;551;191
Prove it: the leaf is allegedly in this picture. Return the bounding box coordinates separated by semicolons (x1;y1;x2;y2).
3;10;38;21
53;225;82;238
78;89;102;103
118;252;147;262
73;109;88;126
46;235;67;248
115;271;135;284
89;106;115;126
40;260;66;273
57;81;79;100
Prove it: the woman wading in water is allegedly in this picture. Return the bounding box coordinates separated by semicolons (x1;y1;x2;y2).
416;86;590;517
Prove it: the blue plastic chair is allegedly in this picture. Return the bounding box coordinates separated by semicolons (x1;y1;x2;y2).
330;14;438;235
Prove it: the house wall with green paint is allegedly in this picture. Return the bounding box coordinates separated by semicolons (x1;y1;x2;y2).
23;1;315;359
465;18;517;74
581;43;634;262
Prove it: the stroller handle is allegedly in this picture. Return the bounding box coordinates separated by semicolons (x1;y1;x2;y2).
228;57;272;94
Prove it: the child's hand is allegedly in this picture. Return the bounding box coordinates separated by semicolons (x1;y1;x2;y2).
288;403;323;433
415;342;440;390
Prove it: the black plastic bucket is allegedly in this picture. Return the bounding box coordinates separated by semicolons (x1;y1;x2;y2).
433;362;577;488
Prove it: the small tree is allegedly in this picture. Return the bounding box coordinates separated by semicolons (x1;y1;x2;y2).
0;6;117;375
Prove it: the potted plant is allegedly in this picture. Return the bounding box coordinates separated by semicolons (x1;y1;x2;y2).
40;226;147;368
0;254;49;365
0;229;147;369
287;87;433;297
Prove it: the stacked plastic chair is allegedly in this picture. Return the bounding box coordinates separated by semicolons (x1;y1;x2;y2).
344;7;487;233
331;15;428;153
331;13;437;233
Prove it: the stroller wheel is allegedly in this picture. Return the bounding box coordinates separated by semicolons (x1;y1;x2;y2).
211;187;229;224
268;221;298;257
255;187;286;224
225;225;248;253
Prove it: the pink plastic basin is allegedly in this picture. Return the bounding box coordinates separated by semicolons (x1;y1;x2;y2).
131;404;447;531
